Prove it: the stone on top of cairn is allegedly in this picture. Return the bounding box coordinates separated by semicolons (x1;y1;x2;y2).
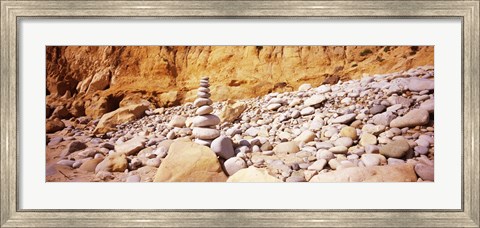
192;77;220;146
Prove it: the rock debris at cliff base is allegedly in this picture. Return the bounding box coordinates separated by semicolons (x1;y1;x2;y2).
46;66;434;182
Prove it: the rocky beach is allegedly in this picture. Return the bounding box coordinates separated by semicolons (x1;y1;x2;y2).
46;46;434;182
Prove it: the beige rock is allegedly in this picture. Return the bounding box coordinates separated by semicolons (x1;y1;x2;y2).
158;91;178;107
227;167;281;182
154;141;227;182
359;133;377;146
390;109;430;128
95;153;128;173
219;100;247;123
93;103;148;134
273;142;300;155
293;130;316;143
309;164;417;182
339;126;357;140
69;100;85;117
168;115;187;128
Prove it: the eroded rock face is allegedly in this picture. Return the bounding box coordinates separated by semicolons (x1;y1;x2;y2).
46;46;434;118
153;141;227;182
390;109;430;128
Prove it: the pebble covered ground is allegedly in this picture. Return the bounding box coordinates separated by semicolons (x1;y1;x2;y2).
46;65;434;182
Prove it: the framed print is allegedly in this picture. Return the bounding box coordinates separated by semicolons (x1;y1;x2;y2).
1;0;479;227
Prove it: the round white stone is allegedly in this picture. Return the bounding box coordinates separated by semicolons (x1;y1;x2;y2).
210;136;235;160
223;157;247;176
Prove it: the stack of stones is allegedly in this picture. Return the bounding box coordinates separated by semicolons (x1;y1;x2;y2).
192;77;221;146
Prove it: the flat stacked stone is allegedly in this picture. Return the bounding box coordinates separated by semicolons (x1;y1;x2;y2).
192;77;220;146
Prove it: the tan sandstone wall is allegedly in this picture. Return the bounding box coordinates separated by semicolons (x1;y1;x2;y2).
46;46;433;118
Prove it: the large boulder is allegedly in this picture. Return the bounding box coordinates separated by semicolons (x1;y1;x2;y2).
227;167;281;182
93;104;149;134
309;164;417;182
153;141;227;182
219;100;247;123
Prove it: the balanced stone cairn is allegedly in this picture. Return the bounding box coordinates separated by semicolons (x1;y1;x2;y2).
192;77;221;146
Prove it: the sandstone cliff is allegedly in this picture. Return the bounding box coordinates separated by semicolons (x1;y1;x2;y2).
46;46;433;119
